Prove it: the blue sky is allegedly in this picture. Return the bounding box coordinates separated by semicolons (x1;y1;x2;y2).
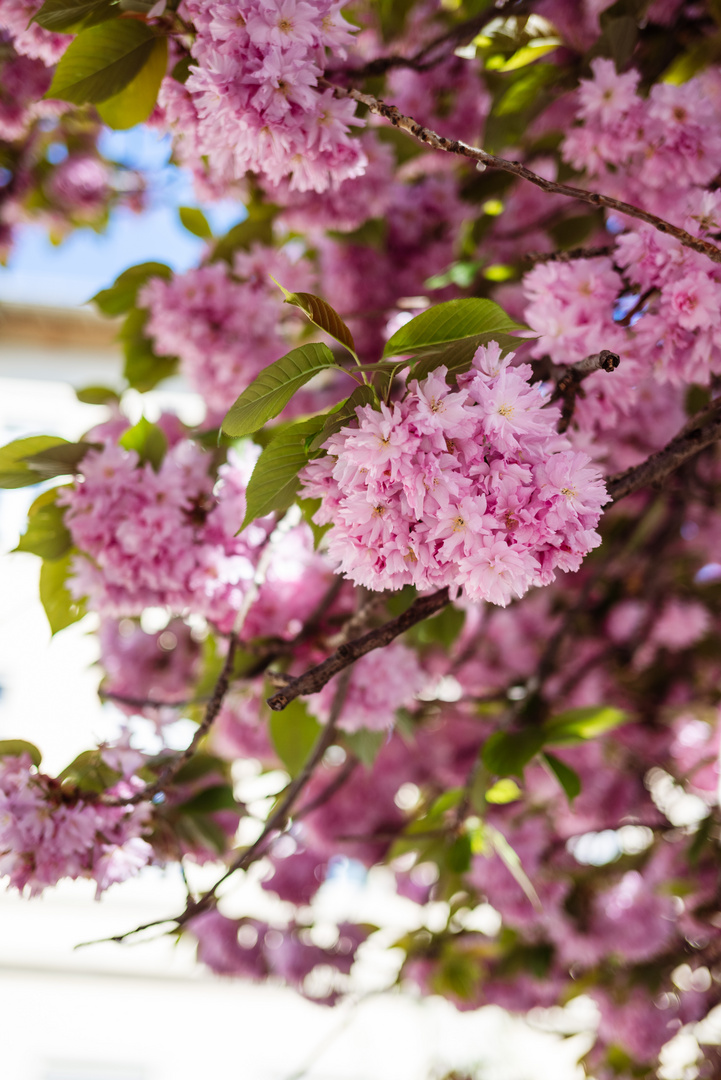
0;127;245;307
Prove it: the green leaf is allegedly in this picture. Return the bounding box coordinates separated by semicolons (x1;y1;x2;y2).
602;16;638;69
383;298;525;358
92;261;172;316
482;729;545;778
446;833;472;874
549;213;602;250
308;385;378;452
59;749;120;793
495;64;556;115
344;729;385;768
212;203;276;262
662;39;721;84
499;37;562;71
427;787;464;818
274;281;357;357
483;822;541;910
39;552;85;635
0;740;42;767
178;784;241;815
15;488;71;560
0;435;68;488
34;0;117;31
542;752;581;803
96;34;167;130
46;21;160;106
269;697;321;776
412;604;465;649
543;705;626;744
22;440;97;480
411;330;529;384
297;496;331;549
485;777;522;804
120;308;177;391
178;206;213;240
221;343;337;438
119;417;167;471
75;385;120;405
242;417;323;528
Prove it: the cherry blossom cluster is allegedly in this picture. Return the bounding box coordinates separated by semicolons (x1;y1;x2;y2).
177;0;366;192
61;427;335;636
139;246;314;426
59;436;269;629
190;909;364;1003
0;39;52;141
0;753;151;896
301;343;608;604
0;0;69;65
563;58;721;214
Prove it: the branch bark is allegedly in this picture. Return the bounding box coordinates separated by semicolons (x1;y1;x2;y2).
266;587;450;711
321;82;721;267
606;402;721;502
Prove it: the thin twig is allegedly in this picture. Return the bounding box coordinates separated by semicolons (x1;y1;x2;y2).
549;349;621;433
102;516;290;807
80;670;354;948
321;81;721;267
523;245;615;265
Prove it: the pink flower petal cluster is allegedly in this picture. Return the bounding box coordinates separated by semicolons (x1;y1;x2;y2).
615;191;721;386
316;642;426;732
523;255;626;366
60;439;268;627
0;45;52;140
178;0;366;192
139;249;313;425
300;344;608;605
563;58;721;211
0;0;69;65
0;754;151;895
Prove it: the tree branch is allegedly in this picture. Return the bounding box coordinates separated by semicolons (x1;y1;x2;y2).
606;402;721;502
321;82;721;267
266;588;450;711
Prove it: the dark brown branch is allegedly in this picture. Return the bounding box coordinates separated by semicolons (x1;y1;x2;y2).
523;245;615;265
550;349;621;433
103;634;239;807
606;403;721;503
266;588;450;711
322;82;721;267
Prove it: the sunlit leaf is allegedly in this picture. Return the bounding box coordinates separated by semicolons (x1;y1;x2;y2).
269;697;321;776
222;343;337;438
178;206;213;240
14;488;72;560
39;552;85;635
46;21;160;105
0;740;42;767
96;34;167;130
383;298;525;358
